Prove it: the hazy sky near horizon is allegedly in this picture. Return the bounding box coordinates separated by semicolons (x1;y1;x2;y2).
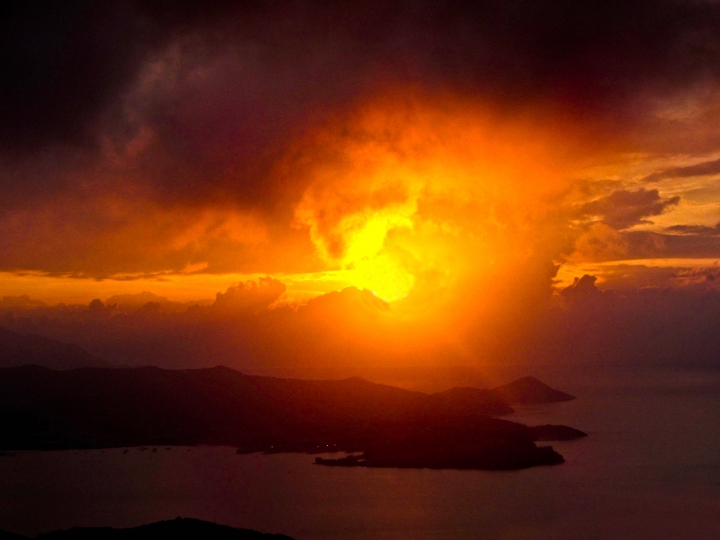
3;1;720;371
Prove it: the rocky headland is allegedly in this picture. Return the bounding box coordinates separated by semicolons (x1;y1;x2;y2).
0;365;585;471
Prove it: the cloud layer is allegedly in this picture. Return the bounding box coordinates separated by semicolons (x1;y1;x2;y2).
3;2;720;373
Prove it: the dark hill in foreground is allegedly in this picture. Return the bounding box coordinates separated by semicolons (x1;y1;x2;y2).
0;366;583;470
0;518;293;539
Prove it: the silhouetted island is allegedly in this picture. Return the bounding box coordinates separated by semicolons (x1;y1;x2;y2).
493;376;576;404
529;424;588;441
314;422;586;469
0;518;294;539
314;425;565;469
0;365;584;470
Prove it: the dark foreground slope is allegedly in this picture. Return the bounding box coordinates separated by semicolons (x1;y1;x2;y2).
0;366;583;470
0;518;294;540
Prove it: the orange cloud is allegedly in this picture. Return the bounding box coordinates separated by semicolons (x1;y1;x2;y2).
570;223;630;262
288;94;594;312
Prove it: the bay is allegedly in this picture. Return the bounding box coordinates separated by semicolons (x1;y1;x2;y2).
1;365;719;539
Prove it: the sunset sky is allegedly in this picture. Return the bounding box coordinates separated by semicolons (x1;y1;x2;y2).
3;1;720;375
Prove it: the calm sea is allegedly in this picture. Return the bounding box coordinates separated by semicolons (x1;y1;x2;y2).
1;365;719;539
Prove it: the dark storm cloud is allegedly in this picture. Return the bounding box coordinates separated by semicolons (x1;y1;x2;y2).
559;274;602;303
578;188;680;229
5;0;720;156
594;228;720;260
635;230;720;257
643;157;720;182
4;1;720;275
675;265;720;284
0;3;147;151
0;1;262;154
571;223;720;262
665;222;720;235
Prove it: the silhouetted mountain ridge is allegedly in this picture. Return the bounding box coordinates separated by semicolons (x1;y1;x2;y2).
0;327;106;370
0;518;294;539
0;365;583;470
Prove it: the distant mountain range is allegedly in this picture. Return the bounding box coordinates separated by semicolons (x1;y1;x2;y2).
0;327;106;370
0;365;584;470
